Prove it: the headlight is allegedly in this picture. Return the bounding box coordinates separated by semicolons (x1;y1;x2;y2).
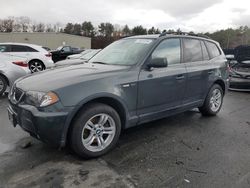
26;91;59;107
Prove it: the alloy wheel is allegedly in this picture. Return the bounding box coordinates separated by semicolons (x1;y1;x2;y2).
209;88;222;112
30;61;44;73
81;113;116;152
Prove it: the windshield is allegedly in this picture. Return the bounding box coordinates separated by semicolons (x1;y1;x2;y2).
89;38;154;65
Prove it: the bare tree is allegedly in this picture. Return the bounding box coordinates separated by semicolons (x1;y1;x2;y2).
36;23;45;32
19;16;30;32
0;18;14;32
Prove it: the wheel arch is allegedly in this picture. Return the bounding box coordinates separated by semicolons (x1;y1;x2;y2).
214;79;226;95
62;94;128;147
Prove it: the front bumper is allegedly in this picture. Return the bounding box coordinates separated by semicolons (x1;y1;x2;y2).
8;101;71;147
229;76;250;91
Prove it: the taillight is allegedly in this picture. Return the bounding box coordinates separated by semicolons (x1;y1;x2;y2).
45;53;52;57
12;61;28;67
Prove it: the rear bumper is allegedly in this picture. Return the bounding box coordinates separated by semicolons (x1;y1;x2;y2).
8;102;71;147
229;77;250;91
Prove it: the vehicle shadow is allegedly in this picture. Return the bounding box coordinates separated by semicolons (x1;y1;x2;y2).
0;108;216;187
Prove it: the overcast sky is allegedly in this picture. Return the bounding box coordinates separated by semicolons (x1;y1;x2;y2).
1;0;250;32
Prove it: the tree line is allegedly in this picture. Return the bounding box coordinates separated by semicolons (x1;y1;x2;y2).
1;16;250;49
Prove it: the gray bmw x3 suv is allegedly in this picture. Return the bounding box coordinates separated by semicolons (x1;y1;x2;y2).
8;33;229;158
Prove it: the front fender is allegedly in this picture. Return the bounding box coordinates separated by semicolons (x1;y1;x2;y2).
59;92;129;147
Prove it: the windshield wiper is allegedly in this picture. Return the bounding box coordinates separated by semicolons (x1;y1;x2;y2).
92;61;108;65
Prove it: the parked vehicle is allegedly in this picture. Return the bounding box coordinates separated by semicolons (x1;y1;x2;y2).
8;33;229;158
55;49;101;67
224;45;250;63
234;45;250;62
229;60;250;91
66;49;93;59
51;46;84;62
0;54;30;95
0;43;54;73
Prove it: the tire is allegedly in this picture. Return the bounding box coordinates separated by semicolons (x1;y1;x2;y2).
29;60;45;73
0;75;7;96
70;103;121;158
199;84;224;116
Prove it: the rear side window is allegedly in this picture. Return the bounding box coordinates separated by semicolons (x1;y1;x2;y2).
205;41;221;58
25;46;38;52
183;39;203;62
201;41;210;60
0;45;10;52
151;38;181;65
11;45;27;52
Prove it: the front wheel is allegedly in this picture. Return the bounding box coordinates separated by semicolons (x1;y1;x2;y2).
199;84;224;116
70;103;121;158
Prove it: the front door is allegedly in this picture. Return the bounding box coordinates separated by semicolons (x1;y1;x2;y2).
137;38;187;122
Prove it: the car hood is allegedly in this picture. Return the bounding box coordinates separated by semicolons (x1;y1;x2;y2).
16;63;128;92
67;54;82;59
55;58;86;67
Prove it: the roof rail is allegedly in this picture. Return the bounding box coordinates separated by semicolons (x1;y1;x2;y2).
159;31;210;39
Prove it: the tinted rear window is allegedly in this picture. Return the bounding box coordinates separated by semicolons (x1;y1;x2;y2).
183;39;203;62
205;41;221;58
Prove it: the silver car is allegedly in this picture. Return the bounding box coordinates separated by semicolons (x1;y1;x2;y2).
0;54;30;95
55;49;101;67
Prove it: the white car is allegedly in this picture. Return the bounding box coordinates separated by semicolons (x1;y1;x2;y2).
0;43;54;73
0;54;30;95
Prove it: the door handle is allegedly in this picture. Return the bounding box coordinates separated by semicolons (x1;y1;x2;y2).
176;74;185;80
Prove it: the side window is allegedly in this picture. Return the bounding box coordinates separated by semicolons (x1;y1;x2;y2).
62;46;71;52
11;45;27;52
151;38;181;65
25;46;38;52
0;45;10;52
183;39;203;62
205;41;221;59
201;41;210;60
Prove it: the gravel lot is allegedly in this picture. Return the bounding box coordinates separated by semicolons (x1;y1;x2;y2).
0;91;250;188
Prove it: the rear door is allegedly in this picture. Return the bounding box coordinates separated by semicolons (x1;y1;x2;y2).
137;38;187;121
182;38;211;105
8;45;30;58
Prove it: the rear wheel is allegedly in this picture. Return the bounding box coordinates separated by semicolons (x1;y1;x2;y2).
70;103;121;158
199;84;223;116
0;75;7;96
29;60;45;73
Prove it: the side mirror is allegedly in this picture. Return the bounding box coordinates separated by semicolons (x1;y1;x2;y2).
61;49;65;53
225;54;235;60
147;57;168;68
